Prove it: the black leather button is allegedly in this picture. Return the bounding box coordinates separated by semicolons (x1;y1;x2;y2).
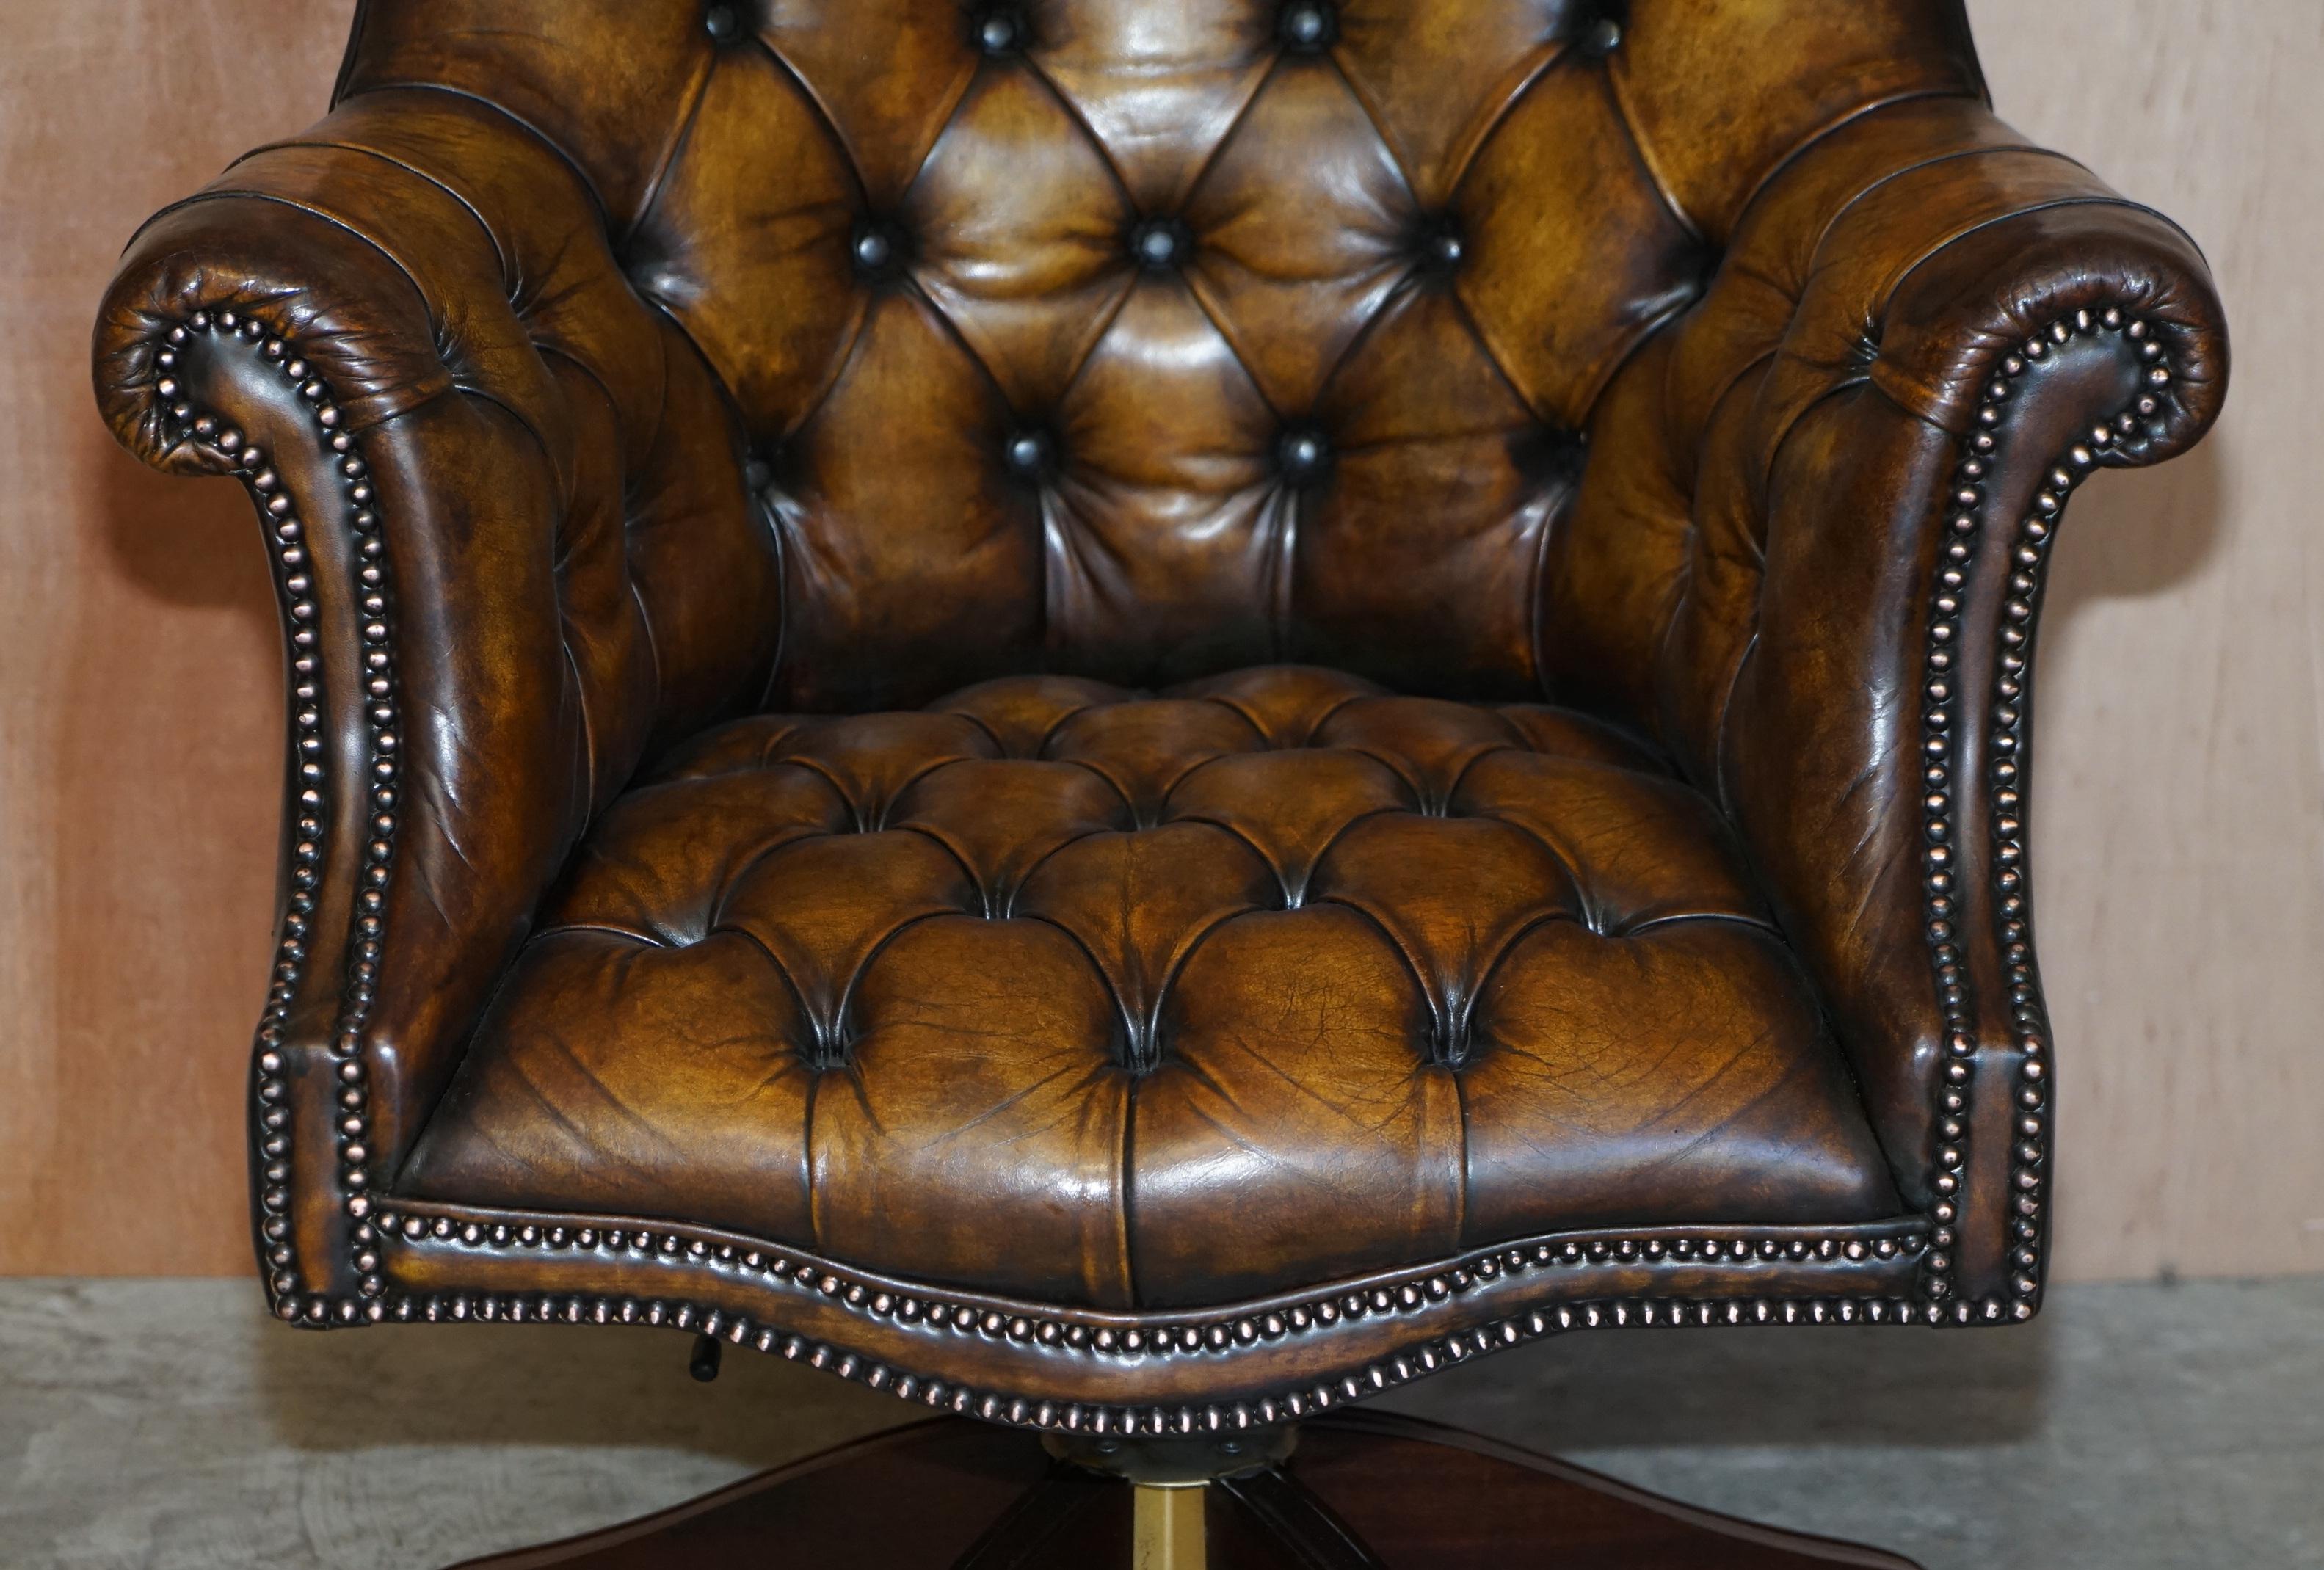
704;4;740;42
851;220;902;277
975;8;1022;54
1418;218;1465;272
1005;430;1053;477
1279;1;1337;52
1278;427;1330;484
1582;16;1623;55
1129;219;1188;271
1517;424;1589;485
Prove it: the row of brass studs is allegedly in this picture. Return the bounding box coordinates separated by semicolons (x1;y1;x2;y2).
1991;310;2175;1314
376;1207;1906;1356
379;1205;1923;1356
155;313;394;1327
379;1276;1929;1439
1919;304;2173;1320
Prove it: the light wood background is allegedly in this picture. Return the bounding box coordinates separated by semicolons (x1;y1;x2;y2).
2;1;2317;1279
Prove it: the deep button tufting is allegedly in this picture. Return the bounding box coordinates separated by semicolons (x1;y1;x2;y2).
1163;747;1415;905
937;673;1133;758
542;763;851;945
1128;217;1189;271
1277;0;1338;53
1312;696;1527;811
719;830;978;1058
702;4;740;43
366;0;2003;727
889;757;1131;913
1581;15;1624;56
1169;666;1390;747
675;710;1000;829
1045;698;1266;824
1017;821;1282;1074
404;666;1902;1309
1308;812;1583;1066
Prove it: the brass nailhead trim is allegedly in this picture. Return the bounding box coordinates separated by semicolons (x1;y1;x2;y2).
158;311;393;1328
374;1204;1925;1436
1919;304;2176;1320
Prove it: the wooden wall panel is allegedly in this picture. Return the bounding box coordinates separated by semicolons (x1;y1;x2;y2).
1968;0;2324;1281
0;1;2316;1277
0;2;357;1273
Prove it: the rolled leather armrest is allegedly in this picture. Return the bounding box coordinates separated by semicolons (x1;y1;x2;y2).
92;87;780;1309
1684;99;2227;1297
1542;93;2225;1304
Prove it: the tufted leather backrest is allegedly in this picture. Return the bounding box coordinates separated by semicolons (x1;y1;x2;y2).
333;0;1983;718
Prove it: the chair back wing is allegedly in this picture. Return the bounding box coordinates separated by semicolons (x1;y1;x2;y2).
337;0;1984;713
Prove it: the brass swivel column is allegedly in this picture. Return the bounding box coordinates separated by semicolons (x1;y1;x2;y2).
1133;1482;1208;1570
1045;1425;1298;1570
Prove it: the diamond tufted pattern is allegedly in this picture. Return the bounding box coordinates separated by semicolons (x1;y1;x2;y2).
325;0;1997;711
403;666;1896;1308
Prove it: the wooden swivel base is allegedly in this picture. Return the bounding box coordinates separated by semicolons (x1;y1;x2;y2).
450;1412;1922;1569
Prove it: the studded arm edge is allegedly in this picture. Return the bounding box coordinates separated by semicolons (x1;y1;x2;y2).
90;89;783;1309
1699;108;2230;1306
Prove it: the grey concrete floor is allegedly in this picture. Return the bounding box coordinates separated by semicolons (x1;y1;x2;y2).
1;1276;2317;1569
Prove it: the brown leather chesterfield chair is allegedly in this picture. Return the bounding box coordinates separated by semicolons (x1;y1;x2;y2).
94;1;2226;1564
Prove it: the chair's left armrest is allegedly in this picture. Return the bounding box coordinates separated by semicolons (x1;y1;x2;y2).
92;89;782;1320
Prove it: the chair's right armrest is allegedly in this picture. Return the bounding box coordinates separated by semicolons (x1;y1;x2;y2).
92;87;781;1320
1542;92;2226;1313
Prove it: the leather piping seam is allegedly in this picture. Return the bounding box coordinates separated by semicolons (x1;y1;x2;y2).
328;82;617;233
123;195;437;382
1801;145;2087;286
1912;303;2176;1320
250;134;513;288
1720;90;1994;245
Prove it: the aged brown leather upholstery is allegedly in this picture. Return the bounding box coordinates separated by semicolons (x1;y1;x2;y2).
95;0;2227;1432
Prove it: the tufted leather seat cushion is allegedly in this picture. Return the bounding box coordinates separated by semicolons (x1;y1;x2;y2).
404;665;1896;1309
